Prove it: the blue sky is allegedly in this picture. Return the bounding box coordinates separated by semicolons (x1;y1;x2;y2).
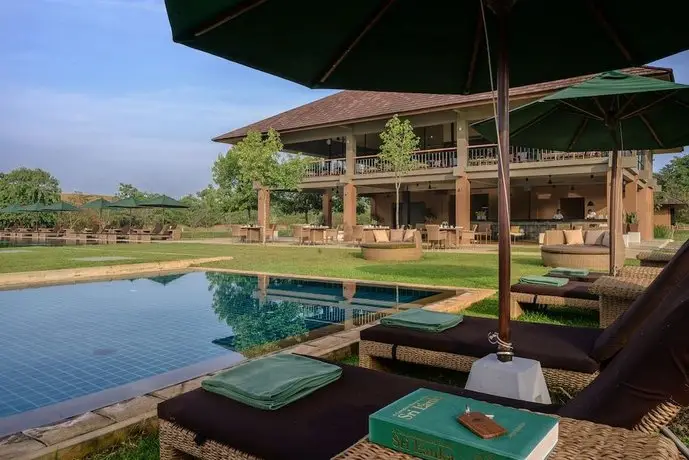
0;0;687;197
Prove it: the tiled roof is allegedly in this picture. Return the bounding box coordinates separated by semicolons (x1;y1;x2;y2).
214;66;672;143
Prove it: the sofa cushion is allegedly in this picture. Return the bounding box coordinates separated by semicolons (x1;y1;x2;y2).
361;316;601;373
591;239;689;363
372;230;388;243
158;360;558;460
403;229;416;242
389;229;404;242
584;230;606;246
511;280;599;301
564;229;584;245
542;244;608;255
561;292;689;430
601;231;610;247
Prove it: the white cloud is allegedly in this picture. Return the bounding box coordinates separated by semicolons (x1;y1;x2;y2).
0;85;291;196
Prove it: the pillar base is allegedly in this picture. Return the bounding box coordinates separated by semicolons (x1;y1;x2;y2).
465;354;551;404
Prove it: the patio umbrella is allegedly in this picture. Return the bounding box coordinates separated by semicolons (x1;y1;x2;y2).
82;198;112;226
108;198;142;225
473;70;689;275
42;201;81;212
0;204;23;213
139;195;189;208
163;0;689;362
148;273;186;286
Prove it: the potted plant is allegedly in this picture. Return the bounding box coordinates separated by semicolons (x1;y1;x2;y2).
625;212;639;233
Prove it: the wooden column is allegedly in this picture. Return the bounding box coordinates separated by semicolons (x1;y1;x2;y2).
322;189;332;228
257;186;270;230
456;113;469;172
455;176;471;230
638;185;654;241
342;183;357;241
345;133;356;178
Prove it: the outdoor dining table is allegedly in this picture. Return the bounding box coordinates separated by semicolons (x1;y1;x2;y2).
241;226;263;243
439;226;464;247
305;226;329;244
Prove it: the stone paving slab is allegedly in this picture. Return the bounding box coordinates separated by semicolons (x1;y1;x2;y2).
151;376;209;400
94;396;162;423
23;412;112;446
0;433;45;460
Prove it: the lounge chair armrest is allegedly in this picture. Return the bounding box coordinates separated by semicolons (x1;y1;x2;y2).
618;266;662;279
589;276;652;299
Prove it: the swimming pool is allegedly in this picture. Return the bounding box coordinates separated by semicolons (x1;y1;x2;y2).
0;271;447;434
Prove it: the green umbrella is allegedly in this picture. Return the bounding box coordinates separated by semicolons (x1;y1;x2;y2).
0;204;23;213
148;273;186;286
18;203;50;212
163;0;689;362
81;198;112;210
43;201;81;212
473;70;689;275
108;197;142;208
139;195;189;208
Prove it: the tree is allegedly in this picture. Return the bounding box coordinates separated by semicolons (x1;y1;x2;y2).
275;191;322;223
332;194;370;216
213;149;258;221
378;115;420;228
213;129;308;241
656;153;689;222
116;183;148;200
0;168;61;227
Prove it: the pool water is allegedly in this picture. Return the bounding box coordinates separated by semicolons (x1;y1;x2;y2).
0;272;445;432
0;238;104;248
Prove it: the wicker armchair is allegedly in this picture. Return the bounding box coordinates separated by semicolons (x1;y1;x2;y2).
637;250;675;267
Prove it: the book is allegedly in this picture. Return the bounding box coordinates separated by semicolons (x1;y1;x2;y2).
369;388;558;460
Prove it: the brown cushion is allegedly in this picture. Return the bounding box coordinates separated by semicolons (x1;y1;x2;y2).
389;229;404;242
542;244;609;255
158;360;558;460
511;281;599;301
564;229;584;245
402;229;416;242
584;230;606;246
360;316;601;373
601;231;610;247
591;239;689;363
560;292;689;429
372;229;389;243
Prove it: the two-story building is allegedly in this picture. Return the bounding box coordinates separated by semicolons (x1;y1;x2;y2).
215;66;674;242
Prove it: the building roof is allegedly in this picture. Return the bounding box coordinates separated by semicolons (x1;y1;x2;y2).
215;66;673;143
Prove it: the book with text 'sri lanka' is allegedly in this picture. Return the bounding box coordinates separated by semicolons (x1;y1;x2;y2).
369;388;558;460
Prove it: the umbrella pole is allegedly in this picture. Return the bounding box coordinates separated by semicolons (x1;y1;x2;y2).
609;145;623;276
495;4;513;362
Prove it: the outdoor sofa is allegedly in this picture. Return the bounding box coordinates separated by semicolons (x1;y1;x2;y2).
157;286;689;459
540;229;625;271
360;228;422;261
360;239;689;394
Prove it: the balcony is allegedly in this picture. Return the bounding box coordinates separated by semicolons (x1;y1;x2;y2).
466;144;622;167
354;147;457;175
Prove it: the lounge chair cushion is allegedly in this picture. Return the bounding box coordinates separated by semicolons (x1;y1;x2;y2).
564;229;585;245
541;244;609;255
546;271;605;283
511;280;599;301
389;229;404;242
584;230;606;246
158;360;557;460
561;293;689;429
361;316;601;373
591;239;689;363
372;230;389;243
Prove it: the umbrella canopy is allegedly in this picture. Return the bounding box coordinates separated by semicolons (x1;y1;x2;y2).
42;201;81;212
0;204;23;213
473;70;689;274
164;1;689;95
473;71;689;150
163;0;689;362
108;197;142;209
81;198;112;210
139;195;189;209
18;203;50;212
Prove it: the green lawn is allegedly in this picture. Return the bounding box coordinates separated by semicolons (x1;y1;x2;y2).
0;243;548;289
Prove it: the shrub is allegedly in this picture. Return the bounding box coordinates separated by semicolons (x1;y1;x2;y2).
654;225;672;239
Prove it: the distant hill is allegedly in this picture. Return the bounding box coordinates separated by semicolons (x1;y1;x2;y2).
61;193;116;206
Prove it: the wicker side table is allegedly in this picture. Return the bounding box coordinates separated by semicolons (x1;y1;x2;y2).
334;418;680;460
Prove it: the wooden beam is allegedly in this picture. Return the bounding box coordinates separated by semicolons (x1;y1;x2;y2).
620;90;680;120
567;118;589;150
318;0;397;84
560;100;604;121
639;114;664;148
587;0;632;62
194;0;270;37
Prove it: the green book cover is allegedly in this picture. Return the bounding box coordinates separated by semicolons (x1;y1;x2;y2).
369;388;558;460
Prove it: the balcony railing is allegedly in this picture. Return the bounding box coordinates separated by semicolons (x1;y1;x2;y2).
304;158;346;177
354;147;457;175
465;144;633;167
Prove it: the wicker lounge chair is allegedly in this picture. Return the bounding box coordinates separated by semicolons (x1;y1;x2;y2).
637;249;675;267
361;240;689;394
159;290;689;460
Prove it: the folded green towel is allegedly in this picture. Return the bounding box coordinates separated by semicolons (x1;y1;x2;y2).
550;267;590;277
201;354;342;410
381;309;463;332
519;275;569;287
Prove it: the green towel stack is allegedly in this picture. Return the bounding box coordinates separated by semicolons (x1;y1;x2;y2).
519;275;569;287
381;309;463;332
550;267;590;277
201;354;342;410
